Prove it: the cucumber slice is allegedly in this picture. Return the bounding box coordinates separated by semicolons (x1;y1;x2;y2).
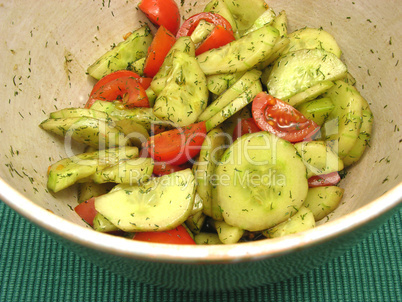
95;169;196;232
296;97;335;126
90;101;171;131
343;98;373;166
49;108;109;120
47;147;138;192
190;20;215;44
322;81;363;158
197;24;279;75
282;27;342;58
193;128;229;217
194;232;222;245
92;157;153;185
113;119;149;148
205;81;262;131
204;0;239;38
222;0;269;34
243;8;276;36
93;213;119;233
186;211;206;235
198;69;262;122
214;220;244;244
215;132;308;231
271;10;288;38
40;117;129;149
206;71;246;96
285;80;335;107
220;106;252;138
302;186;344;221
266;49;347;100
294;141;344;178
257;36;290;70
153;51;208;127
87;25;153;80
77;182;114;204
263;206;315;238
151;37;196;96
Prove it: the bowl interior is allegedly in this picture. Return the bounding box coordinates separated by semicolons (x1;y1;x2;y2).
0;0;401;255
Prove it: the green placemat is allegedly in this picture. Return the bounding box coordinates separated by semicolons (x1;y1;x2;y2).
0;201;401;302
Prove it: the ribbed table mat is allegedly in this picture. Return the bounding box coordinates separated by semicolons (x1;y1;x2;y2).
1;201;401;302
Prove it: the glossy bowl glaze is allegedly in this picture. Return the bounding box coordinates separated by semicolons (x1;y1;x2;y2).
0;0;401;291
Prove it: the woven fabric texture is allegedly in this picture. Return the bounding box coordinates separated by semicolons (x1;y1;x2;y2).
0;201;401;302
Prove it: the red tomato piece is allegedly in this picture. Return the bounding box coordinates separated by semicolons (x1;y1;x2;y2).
232;118;261;142
89;70;140;96
252;92;319;143
138;0;181;36
153;161;192;176
143;26;176;78
138;77;153;90
86;76;149;109
176;12;233;38
133;225;196;245
195;25;236;56
308;172;341;188
74;198;97;226
143;121;207;165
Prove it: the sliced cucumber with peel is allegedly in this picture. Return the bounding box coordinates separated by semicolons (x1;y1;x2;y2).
294;141;344;178
95;169;196;232
206;71;246;96
87;25;152;80
266;49;347;100
193;128;230;217
214;220;244;244
322;81;364;158
302;186;344;221
197;24;279;75
285;80;335;107
343;98;373;166
296;97;335;126
263;206;315;238
215;131;308;231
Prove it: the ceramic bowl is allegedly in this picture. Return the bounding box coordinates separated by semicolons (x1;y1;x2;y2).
0;0;401;291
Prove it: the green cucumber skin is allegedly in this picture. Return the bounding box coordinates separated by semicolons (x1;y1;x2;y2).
215;132;308;232
47;147;138;192
302;186;344;221
197;24;279;75
206;71;246;96
94;169;196;232
49;108;109;120
296;97;335;126
87;25;152;80
266;49;347;100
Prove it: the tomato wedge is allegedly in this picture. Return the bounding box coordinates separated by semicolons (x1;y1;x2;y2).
138;0;180;36
86;76;149;109
195;25;236;56
252;92;319;143
153;161;192;176
133;225;196;245
74;198;97;226
143;26;176;78
176;12;233;38
232;118;261;142
308;172;341;188
143;121;207;165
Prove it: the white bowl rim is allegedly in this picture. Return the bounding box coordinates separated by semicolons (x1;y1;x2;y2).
1;177;401;263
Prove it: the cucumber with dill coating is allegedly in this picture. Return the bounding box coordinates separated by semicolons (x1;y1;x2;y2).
87;25;152;80
94;169;196;232
197;24;279;75
215;131;308;231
